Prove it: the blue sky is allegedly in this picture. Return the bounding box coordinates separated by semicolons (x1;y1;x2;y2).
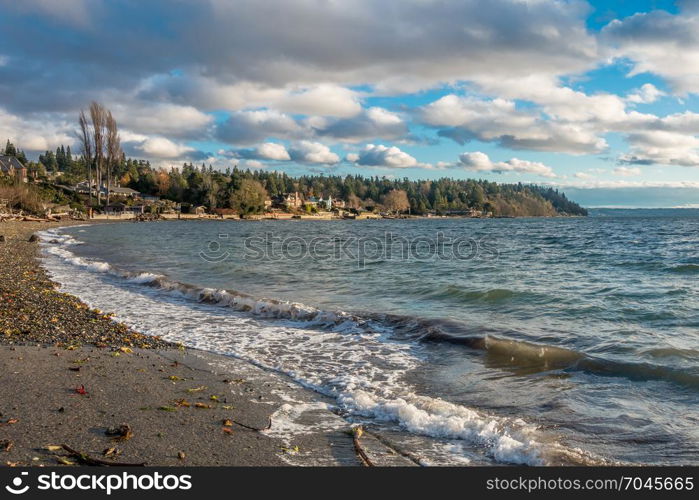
1;0;699;207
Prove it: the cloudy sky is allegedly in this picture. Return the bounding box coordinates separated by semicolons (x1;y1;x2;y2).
1;0;699;207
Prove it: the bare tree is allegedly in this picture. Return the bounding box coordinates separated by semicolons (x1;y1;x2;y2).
78;102;120;211
90;102;107;205
77;110;94;209
105;111;121;207
383;189;410;214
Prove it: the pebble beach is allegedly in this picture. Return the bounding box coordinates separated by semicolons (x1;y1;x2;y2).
0;220;409;467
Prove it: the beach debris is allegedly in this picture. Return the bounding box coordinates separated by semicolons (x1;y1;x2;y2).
1;418;19;426
167;375;184;382
209;395;219;401
351;426;374;467
68;366;81;372
44;445;63;452
222;427;233;435
194;402;212;409
56;456;76;465
281;445;300;455
222;419;233;427
1;440;13;452
224;416;272;432
0;235;4;243
61;444;145;467
105;424;133;441
28;234;39;243
75;385;88;395
158;406;177;412
119;346;133;354
174;399;190;407
185;385;206;393
177;451;186;461
102;447;120;458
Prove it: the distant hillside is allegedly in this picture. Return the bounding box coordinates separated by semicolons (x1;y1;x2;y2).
119;163;589;217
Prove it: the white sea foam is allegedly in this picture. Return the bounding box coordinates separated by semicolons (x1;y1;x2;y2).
36;227;582;465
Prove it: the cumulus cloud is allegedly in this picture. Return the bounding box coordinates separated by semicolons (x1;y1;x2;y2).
274;85;362;118
227;141;339;165
349;144;420;168
456;152;556;177
229;142;291;161
420;94;607;154
613;166;642;177
133;137;197;159
108;102;213;139
0;107;73;152
215;109;303;145
618;130;699;167
602;9;699;94
313;107;408;143
288;141;340;164
626;83;665;104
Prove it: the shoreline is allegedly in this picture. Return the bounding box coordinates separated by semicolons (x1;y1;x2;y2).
0;220;412;466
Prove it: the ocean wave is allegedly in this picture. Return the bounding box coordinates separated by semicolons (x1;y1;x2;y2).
38;228;699;391
38;227;607;465
668;264;699;274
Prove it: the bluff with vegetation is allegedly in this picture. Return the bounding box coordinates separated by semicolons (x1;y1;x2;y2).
2;138;587;217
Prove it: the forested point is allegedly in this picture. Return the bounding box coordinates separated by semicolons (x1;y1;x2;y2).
2;139;588;217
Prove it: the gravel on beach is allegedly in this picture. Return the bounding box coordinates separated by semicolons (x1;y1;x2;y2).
0;220;412;466
0;220;171;349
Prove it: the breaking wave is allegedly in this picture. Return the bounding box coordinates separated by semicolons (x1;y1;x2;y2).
38;228;699;393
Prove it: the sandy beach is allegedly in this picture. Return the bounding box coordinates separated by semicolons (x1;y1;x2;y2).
0;220;414;467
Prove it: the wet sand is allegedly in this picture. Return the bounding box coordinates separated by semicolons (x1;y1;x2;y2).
0;220;414;466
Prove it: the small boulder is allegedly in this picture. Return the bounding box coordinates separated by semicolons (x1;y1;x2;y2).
28;234;39;243
0;235;5;243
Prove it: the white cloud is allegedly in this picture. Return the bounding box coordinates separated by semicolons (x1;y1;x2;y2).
256;142;291;161
420;94;607;154
108;102;213;138
618;130;699;167
134;136;196;159
457;151;556;177
626;83;665;104
314;107;408;143
274;85;362;118
613;166;641;177
216;109;303;145
288;141;339;165
0;107;73;152
602;10;699;94
350;143;420;168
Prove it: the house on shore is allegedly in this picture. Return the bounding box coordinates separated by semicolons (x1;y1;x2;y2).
108;186;140;198
272;192;303;210
0;156;28;183
104;203;145;216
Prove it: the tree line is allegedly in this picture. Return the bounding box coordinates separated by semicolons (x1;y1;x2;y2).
2;100;587;217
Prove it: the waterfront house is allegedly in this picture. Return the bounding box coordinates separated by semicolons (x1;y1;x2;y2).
272;192;304;210
317;196;333;211
0;156;28;183
109;186;140;198
104;203;126;216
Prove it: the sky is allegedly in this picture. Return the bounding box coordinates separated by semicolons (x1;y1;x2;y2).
1;0;699;207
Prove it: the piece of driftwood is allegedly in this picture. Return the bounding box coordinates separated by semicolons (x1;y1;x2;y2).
61;444;145;466
351;427;375;467
229;416;272;432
